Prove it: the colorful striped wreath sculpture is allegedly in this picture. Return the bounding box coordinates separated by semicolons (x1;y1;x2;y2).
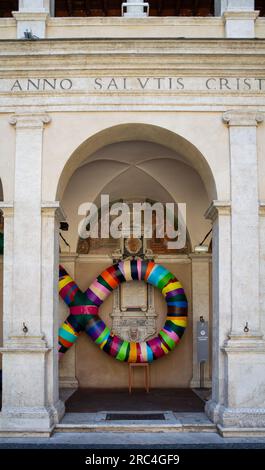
58;260;188;363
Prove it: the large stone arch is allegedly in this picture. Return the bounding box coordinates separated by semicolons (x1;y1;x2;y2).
57;125;217;391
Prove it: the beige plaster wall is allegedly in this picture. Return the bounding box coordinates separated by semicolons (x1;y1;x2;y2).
0;17;264;40
257;125;265;200
75;260;192;389
46;18;225;39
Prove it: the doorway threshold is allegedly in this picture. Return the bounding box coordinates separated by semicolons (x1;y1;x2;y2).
55;411;216;433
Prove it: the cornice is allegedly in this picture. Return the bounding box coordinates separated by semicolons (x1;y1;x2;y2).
1;38;265;55
41;201;66;222
223;11;260;21
47;17;224;26
0;39;265;75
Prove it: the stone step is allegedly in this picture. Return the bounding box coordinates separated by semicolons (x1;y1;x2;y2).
55;411;217;433
55;422;217;434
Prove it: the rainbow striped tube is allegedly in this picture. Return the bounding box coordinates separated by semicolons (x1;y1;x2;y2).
58;260;188;363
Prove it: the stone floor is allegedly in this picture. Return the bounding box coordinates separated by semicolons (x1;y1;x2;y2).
64;388;205;413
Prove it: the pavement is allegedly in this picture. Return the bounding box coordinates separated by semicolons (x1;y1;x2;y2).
1;431;265;449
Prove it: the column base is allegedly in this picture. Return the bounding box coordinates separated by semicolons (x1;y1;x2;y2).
190;379;212;389
0;399;65;437
205;399;265;436
217;425;265;438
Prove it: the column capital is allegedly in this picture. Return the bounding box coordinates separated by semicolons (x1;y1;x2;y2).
9;112;51;129
41;201;66;222
223;110;264;127
205;200;231;222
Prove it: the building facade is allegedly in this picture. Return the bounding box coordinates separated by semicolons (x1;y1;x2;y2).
0;0;265;437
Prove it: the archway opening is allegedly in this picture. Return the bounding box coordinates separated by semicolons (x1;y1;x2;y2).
57;125;216;416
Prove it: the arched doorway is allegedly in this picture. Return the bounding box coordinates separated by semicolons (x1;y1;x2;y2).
56;124;217;415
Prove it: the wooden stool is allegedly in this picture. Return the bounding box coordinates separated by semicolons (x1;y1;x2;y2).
128;363;150;393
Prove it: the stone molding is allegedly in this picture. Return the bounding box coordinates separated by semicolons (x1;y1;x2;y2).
41;201;66;222
204;200;231;222
223;110;264;126
46;16;223;27
75;253;192;264
9;112;51;129
0;335;50;351
59;252;78;264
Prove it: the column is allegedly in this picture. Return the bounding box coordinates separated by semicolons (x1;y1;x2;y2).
204;201;232;426
206;111;265;436
13;0;54;39
58;253;78;389
223;110;263;339
190;253;212;389
41;203;66;424
260;202;265;345
0;113;60;435
215;1;259;38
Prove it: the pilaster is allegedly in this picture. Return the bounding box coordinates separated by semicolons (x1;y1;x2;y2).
58;252;79;389
204;201;231;425
41;202;66;424
223;110;263;340
205;110;265;435
215;1;259;38
259;201;265;358
0;113;63;436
